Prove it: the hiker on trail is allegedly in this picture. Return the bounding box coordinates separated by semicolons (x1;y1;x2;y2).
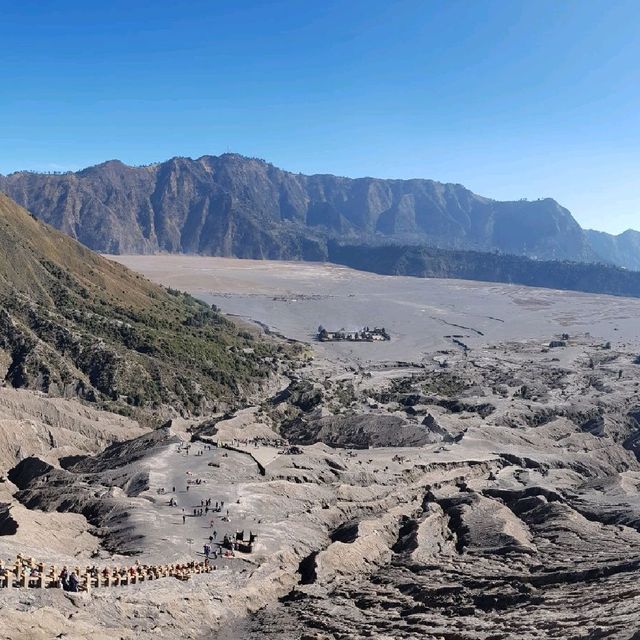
172;486;175;492
193;508;197;516
60;566;69;590
213;530;217;539
182;515;186;525
186;485;189;492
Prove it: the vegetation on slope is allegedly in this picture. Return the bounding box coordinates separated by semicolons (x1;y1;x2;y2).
0;193;283;419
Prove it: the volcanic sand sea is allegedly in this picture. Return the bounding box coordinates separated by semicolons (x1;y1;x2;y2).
3;255;639;638
108;255;640;363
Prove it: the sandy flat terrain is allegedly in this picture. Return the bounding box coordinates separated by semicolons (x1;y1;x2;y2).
109;255;640;363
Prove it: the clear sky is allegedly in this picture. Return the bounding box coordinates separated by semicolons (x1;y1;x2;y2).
1;0;638;233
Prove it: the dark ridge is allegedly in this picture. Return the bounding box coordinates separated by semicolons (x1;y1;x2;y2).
327;242;640;299
8;457;53;490
59;454;88;470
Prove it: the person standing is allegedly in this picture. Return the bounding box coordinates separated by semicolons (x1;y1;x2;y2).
60;566;69;590
68;571;79;593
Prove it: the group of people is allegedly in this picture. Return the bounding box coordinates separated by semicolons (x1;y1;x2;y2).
0;556;47;588
190;498;225;518
1;557;216;591
177;444;213;457
166;441;255;565
227;436;284;449
202;498;223;509
59;566;81;592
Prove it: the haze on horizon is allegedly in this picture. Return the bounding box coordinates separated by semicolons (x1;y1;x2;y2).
1;0;638;234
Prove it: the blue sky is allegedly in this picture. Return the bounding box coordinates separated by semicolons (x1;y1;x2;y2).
0;0;638;233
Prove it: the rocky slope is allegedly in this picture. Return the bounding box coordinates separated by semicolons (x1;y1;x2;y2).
4;335;640;639
232;337;640;639
0;154;599;263
0;385;146;560
0;193;284;419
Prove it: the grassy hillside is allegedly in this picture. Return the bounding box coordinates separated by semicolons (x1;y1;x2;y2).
0;193;283;418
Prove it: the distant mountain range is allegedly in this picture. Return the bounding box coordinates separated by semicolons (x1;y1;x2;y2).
585;229;640;271
0;153;637;269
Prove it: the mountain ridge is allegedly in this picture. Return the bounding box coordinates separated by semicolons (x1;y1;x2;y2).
327;240;640;298
585;228;640;271
1;153;625;266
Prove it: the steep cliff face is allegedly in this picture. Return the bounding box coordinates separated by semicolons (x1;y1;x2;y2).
586;228;640;271
0;154;597;262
